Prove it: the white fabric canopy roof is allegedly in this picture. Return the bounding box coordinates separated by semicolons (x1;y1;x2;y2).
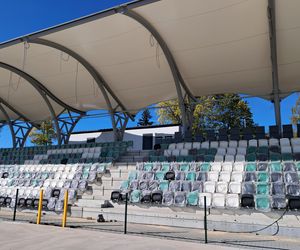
0;0;299;122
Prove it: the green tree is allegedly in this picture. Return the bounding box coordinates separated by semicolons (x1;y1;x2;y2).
29;120;57;145
138;108;154;127
156;94;254;133
291;96;300;125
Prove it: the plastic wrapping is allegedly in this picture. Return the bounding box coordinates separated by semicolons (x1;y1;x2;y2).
78;180;87;192
196;172;208;182
170;162;179;171
212;193;225;207
271;172;282;183
130;180;139;190
175;171;185;181
130;190;141;203
255;195;270;211
286;184;300;196
159;180;169;191
189;162;200;172
74;172;82;181
256;183;269;195
139;180;149;191
244;172;257;182
47;197;57;211
162;191;174;206
63;180;71;189
242;182;255;194
174;192;186;207
257;163;268;171
88;171;96;182
186;191;198;206
148;180;159;191
43;187;52;199
216;182;228;194
257;172;269;182
181;181;191;192
169;181;181;192
204;182;215;193
272;196;287;209
55;200;64;212
152;162;161;172
186;172;196;181
226;194;239;208
284;172;299;183
155;171;166;181
71;180;79;189
283;162;297;172
271;183;285;195
141;190;151;203
192;181;203;192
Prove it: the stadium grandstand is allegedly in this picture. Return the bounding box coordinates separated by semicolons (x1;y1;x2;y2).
1;0;300;248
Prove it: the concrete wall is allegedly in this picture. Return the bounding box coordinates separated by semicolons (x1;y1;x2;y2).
69;125;179;150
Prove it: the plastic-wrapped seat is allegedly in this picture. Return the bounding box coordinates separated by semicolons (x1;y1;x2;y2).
159;180;169;191
244;172;257;182
162;191;174;206
130;180;139;190
256;183;269;195
216;182;228;194
186;191;199;206
174;192;186;207
169;181;181;192
231;172;243;183
284;172;299;183
140;190;151;203
196;172;208;182
208;172;219;182
272;196;287;209
242;182;256;195
191;181;203;192
283;162;297;172
175;171;185;181
286;184;300;196
245;163;256;172
257;172;269;182
271;183;285;195
270;172;283;183
257;163;268;171
219;171;231;182
226;194;239;208
211;162;222;172
199;193;212;207
255;195;270;211
148;180;159;191
139;180;149;191
200;163;210;172
47;197;57;211
204;181;215;193
233;162;244;171
222;162;233;171
212;193;225;208
181;181;191;192
130;190;141;203
229;182;241;194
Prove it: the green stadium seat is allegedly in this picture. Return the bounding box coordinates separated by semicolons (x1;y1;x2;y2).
255;195;270;211
187;191;199;206
257;172;269;182
200;163;211;172
256;183;269;195
245;163;256;172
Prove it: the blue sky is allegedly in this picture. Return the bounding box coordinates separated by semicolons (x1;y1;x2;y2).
0;1;299;147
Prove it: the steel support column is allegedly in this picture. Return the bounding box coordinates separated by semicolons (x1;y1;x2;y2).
120;8;196;138
27;38;133;142
268;0;282;130
11;121;33;148
57;109;83;144
0;62;85;145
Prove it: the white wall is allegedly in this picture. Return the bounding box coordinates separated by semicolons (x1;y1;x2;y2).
69;125;179;150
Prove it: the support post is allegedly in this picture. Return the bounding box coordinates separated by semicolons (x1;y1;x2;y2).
13;188;19;221
36;189;43;225
204;196;208;244
268;0;282;131
62;190;69;228
124;193;128;234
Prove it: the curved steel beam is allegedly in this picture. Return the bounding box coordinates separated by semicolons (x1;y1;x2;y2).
0;62;84;115
27;38;134;141
0;62;63;144
28;38;133;119
0;96;39;127
0;103;16;147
